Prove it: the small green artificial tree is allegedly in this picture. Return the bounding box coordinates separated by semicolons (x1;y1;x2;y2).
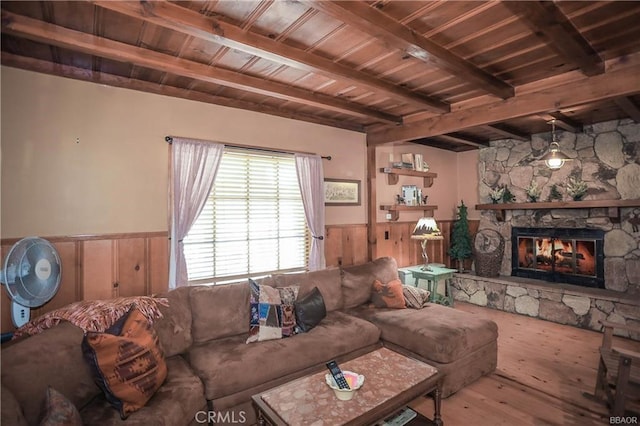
448;200;473;272
548;184;563;202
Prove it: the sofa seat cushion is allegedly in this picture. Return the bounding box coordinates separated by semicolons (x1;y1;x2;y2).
347;304;498;364
80;355;205;426
187;311;380;400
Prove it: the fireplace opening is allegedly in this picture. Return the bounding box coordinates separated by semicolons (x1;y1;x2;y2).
511;227;604;288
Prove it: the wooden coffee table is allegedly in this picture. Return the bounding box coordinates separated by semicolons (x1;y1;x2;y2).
252;347;443;426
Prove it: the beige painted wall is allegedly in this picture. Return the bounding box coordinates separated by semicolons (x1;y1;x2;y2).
1;67;367;238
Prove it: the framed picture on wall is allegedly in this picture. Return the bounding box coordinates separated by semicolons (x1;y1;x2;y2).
324;178;361;206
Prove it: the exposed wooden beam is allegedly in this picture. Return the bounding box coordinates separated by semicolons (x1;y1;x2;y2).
614;97;640;123
433;133;490;149
545;112;582;133
502;1;604;76
1;10;401;125
483;124;529;141
305;0;514;100
368;59;640;144
93;0;449;113
1;52;366;133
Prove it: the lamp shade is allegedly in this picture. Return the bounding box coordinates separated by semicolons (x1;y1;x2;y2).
541;142;570;170
411;217;444;240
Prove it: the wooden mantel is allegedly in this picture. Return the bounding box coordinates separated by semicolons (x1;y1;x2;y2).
475;199;640;222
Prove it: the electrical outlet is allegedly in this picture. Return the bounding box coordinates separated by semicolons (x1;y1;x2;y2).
385;213;393;220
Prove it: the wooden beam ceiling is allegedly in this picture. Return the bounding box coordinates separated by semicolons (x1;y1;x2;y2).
1;10;402;124
545;112;583;133
93;0;449;114
614;97;640;123
502;1;605;76
304;0;514;100
368;55;640;144
483;124;529;141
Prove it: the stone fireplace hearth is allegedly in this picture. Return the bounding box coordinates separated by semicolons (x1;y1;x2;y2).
452;119;640;339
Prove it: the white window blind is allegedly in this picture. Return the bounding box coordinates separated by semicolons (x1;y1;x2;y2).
183;147;309;284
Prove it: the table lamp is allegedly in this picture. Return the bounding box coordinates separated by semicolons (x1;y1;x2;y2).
411;217;444;271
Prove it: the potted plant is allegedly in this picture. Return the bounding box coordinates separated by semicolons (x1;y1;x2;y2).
566;177;588;201
525;181;542;202
448;200;473;272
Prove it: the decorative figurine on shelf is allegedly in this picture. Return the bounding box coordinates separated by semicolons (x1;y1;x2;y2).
525;181;542;202
566;177;588;201
422;194;429;205
396;194;404;205
448;200;473;272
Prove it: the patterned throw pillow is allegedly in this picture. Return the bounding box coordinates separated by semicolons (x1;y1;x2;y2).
40;387;82;426
371;279;406;309
82;307;168;419
277;286;299;337
247;279;299;343
403;285;431;309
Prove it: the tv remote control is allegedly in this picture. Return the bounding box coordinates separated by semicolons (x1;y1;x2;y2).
325;360;350;389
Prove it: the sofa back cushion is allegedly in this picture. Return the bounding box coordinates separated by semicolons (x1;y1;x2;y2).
341;257;400;309
153;286;193;357
1;322;100;426
190;283;251;343
271;267;343;312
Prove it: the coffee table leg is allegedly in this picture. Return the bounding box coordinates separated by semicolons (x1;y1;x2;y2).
433;386;443;426
257;409;266;426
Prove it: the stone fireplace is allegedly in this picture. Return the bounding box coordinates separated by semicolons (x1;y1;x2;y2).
451;119;640;339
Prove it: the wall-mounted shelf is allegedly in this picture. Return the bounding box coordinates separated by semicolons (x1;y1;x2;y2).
475;199;640;222
380;204;438;221
380;167;437;187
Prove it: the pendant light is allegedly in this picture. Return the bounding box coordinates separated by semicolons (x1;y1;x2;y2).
541;119;571;170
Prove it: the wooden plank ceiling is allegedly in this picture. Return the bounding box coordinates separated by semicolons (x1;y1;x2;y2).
2;1;640;151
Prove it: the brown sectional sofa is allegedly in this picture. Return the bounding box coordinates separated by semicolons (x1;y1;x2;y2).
1;257;498;425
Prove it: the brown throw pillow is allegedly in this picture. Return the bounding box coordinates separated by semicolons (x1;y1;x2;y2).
82;307;167;419
40;387;82;426
371;279;406;309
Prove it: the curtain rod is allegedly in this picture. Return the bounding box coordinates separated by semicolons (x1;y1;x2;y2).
165;136;331;160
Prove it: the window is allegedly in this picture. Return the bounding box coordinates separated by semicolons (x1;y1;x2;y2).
183;147;308;284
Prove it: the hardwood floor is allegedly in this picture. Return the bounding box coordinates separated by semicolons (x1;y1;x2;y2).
409;302;640;426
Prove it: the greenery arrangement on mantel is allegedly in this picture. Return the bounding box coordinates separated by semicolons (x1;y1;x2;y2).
475;199;640;223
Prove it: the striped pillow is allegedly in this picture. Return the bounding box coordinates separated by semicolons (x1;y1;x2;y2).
402;285;431;309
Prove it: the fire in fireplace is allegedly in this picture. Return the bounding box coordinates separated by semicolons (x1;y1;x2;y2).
511;227;605;288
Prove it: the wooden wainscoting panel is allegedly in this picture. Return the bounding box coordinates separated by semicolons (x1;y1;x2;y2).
325;224;368;267
81;239;117;301
1;232;170;334
148;236;169;295
116;238;148;297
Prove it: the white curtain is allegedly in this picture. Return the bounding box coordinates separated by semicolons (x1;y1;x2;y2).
169;138;224;289
295;154;326;271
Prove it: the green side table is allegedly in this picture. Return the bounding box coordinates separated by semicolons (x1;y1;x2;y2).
398;265;457;307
